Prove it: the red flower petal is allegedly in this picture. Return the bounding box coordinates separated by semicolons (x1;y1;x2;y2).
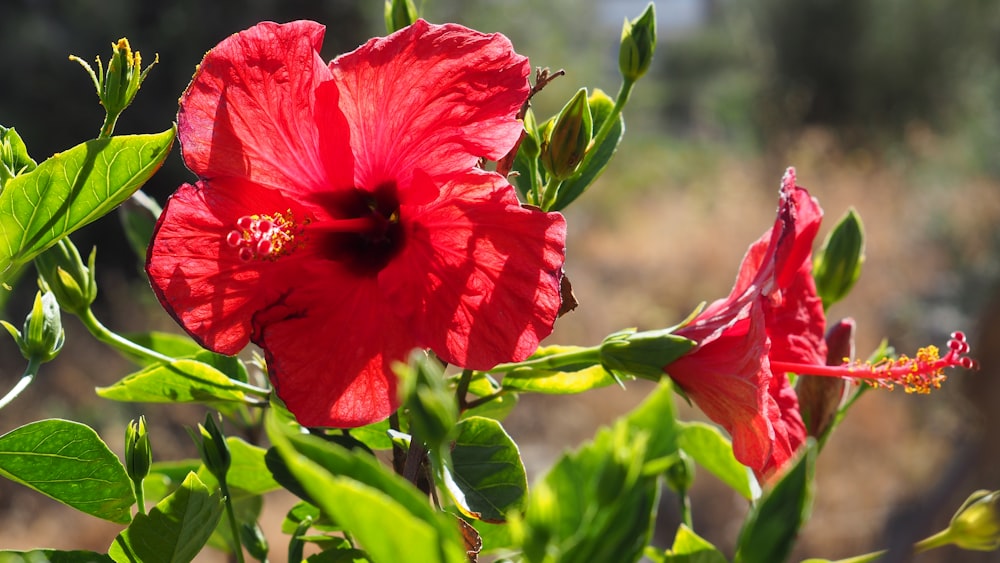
178;21;334;194
146;179;312;354
380;170;566;369
670;307;775;473
330;20;530;190
255;275;414;427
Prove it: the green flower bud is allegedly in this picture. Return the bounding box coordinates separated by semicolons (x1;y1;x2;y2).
125;416;152;483
1;291;64;363
540;88;593;180
600;328;695;380
0;125;36;188
70;38;157;137
384;0;418;34
619;3;657;81
34;238;97;316
519;109;541;160
239;521;269;561
192;413;231;482
398;351;457;452
664;450;695;494
813;209;864;309
948;490;1000;551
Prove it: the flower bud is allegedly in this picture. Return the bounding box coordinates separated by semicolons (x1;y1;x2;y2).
34;238;97;316
384;0;419;34
240;521;269;561
192;413;231;482
125;415;152;483
619;3;657;81
398;351;456;451
70;38;157;136
0;125;36;188
798;318;854;438
540;88;593;180
664;450;695;494
519;109;541;160
948;490;1000;551
812;209;864;309
1;291;64;363
600;328;695;380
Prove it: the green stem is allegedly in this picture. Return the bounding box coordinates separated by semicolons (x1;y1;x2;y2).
99;111;121;139
456;369;474;409
490;345;602;373
133;478;146;516
219;479;246;563
78;308;272;399
826;550;888;563
913;529;954;553
0;357;42;411
464;390;505;411
539;177;564;211
678;491;692;529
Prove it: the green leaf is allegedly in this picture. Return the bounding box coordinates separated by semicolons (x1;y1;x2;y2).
677;422;756;500
96;358;247;404
119;332;204;367
0;128;175;283
734;442;816;563
215;437;279;495
265;409;467;563
0;419;133;524
109;472;223;563
0;551;112;563
655;524;729;563
501;364;618;394
0;125;37;187
308;548;371;563
552;90;624;211
518;381;678;563
443;417;526;523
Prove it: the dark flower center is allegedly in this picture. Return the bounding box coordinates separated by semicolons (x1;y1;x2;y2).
311;182;404;274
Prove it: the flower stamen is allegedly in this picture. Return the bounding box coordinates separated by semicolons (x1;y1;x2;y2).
771;331;978;393
226;210;301;262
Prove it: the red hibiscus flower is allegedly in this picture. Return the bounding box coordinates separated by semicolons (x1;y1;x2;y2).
664;169;976;480
146;20;567;428
665;169;826;479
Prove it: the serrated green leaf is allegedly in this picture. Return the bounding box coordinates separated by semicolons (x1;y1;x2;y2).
265;410;467;563
0;125;37;187
109;472;223;563
443;417;526;523
734;443;816;563
552;90;624;211
96;358;247;404
678;422;756;500
501;364;618;394
0;419;133;524
0;128;175;283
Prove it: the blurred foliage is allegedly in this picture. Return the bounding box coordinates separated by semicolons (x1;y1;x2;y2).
658;0;1000;168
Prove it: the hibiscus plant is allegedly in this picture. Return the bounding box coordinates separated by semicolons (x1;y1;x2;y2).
0;2;993;563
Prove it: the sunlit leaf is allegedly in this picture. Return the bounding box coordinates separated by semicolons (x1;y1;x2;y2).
0;419;133;524
109;472;223;563
265;410;466;563
120;332;203;366
734;442;816;563
677;422;756;500
96;358;247;404
651;524;729;563
501;364;618;394
0;128;175;283
443;417;526;523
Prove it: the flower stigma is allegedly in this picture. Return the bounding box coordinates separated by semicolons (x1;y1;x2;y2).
226;210;302;262
771;331;978;393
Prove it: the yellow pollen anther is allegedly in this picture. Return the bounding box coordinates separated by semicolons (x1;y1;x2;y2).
226;209;302;262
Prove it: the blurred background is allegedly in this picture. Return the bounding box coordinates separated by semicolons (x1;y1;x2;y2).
1;0;999;561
